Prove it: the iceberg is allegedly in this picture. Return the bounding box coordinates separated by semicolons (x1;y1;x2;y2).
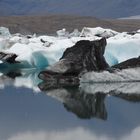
80;27;140;66
105;34;140;66
0;27;11;37
0;26;140;71
0;32;98;68
57;28;68;37
57;28;80;38
80;68;140;83
0;36;75;67
80;27;118;38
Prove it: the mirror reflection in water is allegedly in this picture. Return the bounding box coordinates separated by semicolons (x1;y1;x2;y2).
0;70;140;140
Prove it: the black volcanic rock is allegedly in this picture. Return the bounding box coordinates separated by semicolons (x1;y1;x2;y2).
112;56;140;70
39;38;109;82
60;38;109;72
0;52;18;63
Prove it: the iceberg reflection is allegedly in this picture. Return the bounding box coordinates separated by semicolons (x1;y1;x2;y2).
0;68;42;92
0;70;140;120
39;81;140;120
0;70;140;140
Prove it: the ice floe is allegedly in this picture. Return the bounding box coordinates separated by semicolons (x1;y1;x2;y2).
0;26;140;70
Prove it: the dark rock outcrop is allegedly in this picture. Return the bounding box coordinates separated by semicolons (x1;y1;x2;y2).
60;37;108;72
0;52;18;63
39;38;109;82
112;56;140;70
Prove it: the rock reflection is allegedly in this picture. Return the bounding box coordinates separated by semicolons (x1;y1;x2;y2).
39;81;140;120
0;69;140;120
39;83;107;120
63;92;107;120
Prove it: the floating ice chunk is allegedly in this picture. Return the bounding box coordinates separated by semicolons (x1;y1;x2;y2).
80;27;118;38
0;27;11;37
81;68;140;83
57;28;69;37
9;36;29;44
9;36;22;43
1;26;140;70
39;38;53;47
104;52;118;66
137;29;140;33
4;37;78;68
0;38;6;50
31;51;50;68
19;37;29;44
0;38;12;50
57;28;80;38
6;43;33;66
69;29;80;37
43;41;53;47
105;37;140;66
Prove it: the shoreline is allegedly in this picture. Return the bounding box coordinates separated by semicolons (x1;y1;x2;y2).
0;15;140;35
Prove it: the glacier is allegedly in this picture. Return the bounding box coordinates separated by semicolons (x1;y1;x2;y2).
0;26;140;70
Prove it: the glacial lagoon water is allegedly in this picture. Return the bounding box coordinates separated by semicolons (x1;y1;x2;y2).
0;69;140;140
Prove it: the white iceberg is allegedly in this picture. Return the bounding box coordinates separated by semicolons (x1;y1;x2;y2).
80;27;118;38
0;33;98;68
80;68;140;83
56;28;69;37
0;26;140;70
105;33;140;66
0;27;11;37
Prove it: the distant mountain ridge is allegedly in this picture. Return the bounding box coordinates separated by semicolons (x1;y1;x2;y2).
0;0;140;18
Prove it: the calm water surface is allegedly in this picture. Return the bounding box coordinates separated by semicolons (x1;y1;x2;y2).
0;69;140;140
